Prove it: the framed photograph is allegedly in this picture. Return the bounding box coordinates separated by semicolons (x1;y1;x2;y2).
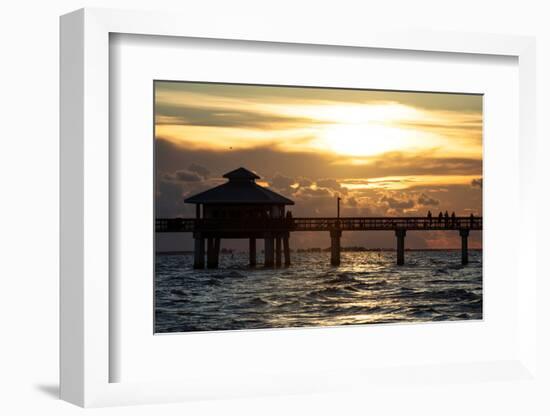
60;8;538;408
153;80;484;334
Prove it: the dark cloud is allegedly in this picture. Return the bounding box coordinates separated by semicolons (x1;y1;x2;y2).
156;138;481;181
417;193;440;207
188;163;210;178
156;103;324;130
156;181;188;217
163;164;212;183
354;151;482;177
346;197;358;208
296;177;313;187
314;178;345;193
296;187;333;198
270;173;295;190
380;195;415;210
163;169;203;182
175;170;203;182
156;81;482;113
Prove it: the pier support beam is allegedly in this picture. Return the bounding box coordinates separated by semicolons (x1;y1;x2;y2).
275;236;282;267
330;229;342;266
249;238;256;267
213;238;220;268
395;229;406;266
207;238;220;269
193;235;205;269
264;234;275;267
283;235;291;266
460;228;469;265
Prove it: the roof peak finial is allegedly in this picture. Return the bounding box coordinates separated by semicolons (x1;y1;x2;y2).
222;167;260;181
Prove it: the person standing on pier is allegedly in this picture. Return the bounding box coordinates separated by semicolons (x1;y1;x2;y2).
444;210;449;226
451;211;456;226
470;212;475;227
438;211;443;224
427;210;432;227
286;209;293;226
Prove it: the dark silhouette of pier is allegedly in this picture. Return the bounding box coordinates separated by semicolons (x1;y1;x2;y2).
156;215;482;267
156;167;482;268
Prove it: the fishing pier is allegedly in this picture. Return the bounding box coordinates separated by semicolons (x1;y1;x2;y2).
156;215;482;267
156;167;482;268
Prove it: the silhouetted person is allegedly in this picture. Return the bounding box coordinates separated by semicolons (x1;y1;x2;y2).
286;210;293;226
451;211;456;226
444;210;449;226
438;211;443;224
427;210;432;227
470;212;474;227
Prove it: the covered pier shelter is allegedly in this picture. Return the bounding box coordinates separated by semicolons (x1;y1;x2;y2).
184;167;294;269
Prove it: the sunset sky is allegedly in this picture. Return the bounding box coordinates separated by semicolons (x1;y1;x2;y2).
155;81;482;250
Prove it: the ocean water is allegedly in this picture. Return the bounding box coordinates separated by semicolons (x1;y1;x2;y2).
155;250;482;333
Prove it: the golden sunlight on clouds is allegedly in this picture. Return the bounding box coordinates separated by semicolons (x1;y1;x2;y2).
340;175;481;191
155;83;482;162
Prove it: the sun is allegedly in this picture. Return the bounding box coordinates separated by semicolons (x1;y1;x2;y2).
315;123;415;157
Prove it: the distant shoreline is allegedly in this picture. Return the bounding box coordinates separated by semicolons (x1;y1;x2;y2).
156;248;483;256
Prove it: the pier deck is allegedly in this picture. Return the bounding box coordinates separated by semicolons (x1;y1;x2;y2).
156;216;482;233
156;216;481;268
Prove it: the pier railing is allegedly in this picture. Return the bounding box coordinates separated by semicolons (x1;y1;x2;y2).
156;216;482;267
156;216;482;233
293;216;482;231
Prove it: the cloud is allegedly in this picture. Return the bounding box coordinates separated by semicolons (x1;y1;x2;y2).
352;151;482;177
296;177;313;187
296;187;333;198
311;179;346;197
346;197;358;207
316;178;340;189
270;173;295;190
155;103;324;130
163;169;203;182
417;193;440;207
156;181;189;217
155;81;482;113
380;195;415;210
188;163;210;178
163;164;212;183
175;170;203;182
156;139;481;185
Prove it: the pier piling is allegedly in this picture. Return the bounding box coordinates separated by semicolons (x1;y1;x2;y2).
395;229;406;265
460;228;469;265
249;238;256;266
264;234;275;267
330;229;342;266
275;236;282;267
283;235;291;266
213;238;220;268
193;234;205;269
206;238;218;268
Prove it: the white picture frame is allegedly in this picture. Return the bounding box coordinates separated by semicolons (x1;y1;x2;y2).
60;7;538;408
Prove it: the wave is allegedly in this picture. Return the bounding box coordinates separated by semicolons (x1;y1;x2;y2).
425;288;480;301
246;297;270;307
327;273;358;284
170;289;187;296
308;287;349;298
